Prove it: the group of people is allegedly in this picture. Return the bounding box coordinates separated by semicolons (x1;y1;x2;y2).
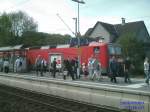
87;56;102;80
109;56;132;83
109;56;150;85
0;56;24;73
0;58;9;73
35;55;47;76
63;57;78;80
35;55;79;80
34;55;150;85
34;55;133;83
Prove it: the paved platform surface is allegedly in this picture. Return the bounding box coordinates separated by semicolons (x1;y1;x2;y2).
0;71;150;92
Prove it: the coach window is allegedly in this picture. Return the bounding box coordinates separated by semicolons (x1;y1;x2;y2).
108;46;115;55
93;47;100;54
115;47;122;55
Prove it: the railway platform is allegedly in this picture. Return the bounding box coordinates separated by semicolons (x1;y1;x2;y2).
0;72;149;112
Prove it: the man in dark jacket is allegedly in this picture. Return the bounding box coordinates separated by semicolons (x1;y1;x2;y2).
66;58;75;80
52;58;57;78
109;56;118;83
124;57;131;83
35;55;42;76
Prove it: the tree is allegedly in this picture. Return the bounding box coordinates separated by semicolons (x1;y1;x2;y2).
9;11;38;37
0;11;38;46
117;32;145;75
0;12;12;46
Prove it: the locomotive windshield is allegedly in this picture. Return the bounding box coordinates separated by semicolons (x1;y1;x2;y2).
108;46;115;55
115;46;121;55
108;44;122;55
93;47;100;54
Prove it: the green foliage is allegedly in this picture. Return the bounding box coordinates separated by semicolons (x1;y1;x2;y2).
0;12;12;46
9;11;38;37
117;32;145;76
0;11;38;46
21;31;71;46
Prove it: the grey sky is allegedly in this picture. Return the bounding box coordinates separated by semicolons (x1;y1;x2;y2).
0;0;150;35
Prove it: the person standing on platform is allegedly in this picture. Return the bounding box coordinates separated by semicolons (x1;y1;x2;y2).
35;55;42;76
0;58;3;72
52;58;57;78
69;58;75;80
149;62;150;79
3;58;9;73
82;63;88;79
91;57;97;80
40;57;47;76
43;59;47;73
117;57;124;77
124;57;132;83
71;58;76;79
88;56;94;80
109;56;118;83
62;60;68;80
97;61;102;80
74;57;78;79
144;57;150;85
66;58;75;80
91;58;101;81
15;56;22;73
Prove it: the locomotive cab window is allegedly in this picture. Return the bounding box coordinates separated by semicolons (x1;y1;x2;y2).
93;47;100;54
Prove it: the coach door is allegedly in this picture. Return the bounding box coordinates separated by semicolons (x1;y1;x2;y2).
49;53;63;71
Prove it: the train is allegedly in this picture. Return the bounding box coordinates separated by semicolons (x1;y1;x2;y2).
0;41;121;74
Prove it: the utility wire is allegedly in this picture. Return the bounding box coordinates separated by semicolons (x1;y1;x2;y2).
56;13;75;36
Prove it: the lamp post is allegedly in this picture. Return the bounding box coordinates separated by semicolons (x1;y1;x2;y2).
72;0;85;78
72;0;85;33
72;17;77;36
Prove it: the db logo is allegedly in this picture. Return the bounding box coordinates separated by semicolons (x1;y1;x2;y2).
57;60;61;64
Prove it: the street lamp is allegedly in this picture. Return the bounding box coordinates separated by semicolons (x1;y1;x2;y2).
72;0;85;79
72;0;85;33
72;17;77;36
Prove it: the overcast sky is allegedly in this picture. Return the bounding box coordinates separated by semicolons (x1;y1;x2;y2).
0;0;150;36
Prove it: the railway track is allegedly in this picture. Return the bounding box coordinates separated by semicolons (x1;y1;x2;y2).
0;84;126;112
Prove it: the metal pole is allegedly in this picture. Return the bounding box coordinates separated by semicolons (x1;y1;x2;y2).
77;3;80;78
72;0;85;79
78;3;79;33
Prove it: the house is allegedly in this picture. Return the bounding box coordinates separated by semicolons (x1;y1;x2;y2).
84;18;150;43
84;18;150;56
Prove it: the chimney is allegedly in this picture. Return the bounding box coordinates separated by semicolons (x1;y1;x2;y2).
121;18;125;25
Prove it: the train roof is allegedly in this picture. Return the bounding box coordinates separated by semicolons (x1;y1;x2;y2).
0;42;120;51
0;45;24;52
89;41;107;46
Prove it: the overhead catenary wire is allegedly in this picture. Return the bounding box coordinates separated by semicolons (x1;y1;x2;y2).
56;13;75;36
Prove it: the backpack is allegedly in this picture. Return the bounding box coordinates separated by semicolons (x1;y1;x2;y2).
19;61;22;66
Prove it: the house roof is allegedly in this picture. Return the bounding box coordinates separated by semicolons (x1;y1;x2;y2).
84;28;93;37
100;22;118;36
114;21;145;36
85;21;118;37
